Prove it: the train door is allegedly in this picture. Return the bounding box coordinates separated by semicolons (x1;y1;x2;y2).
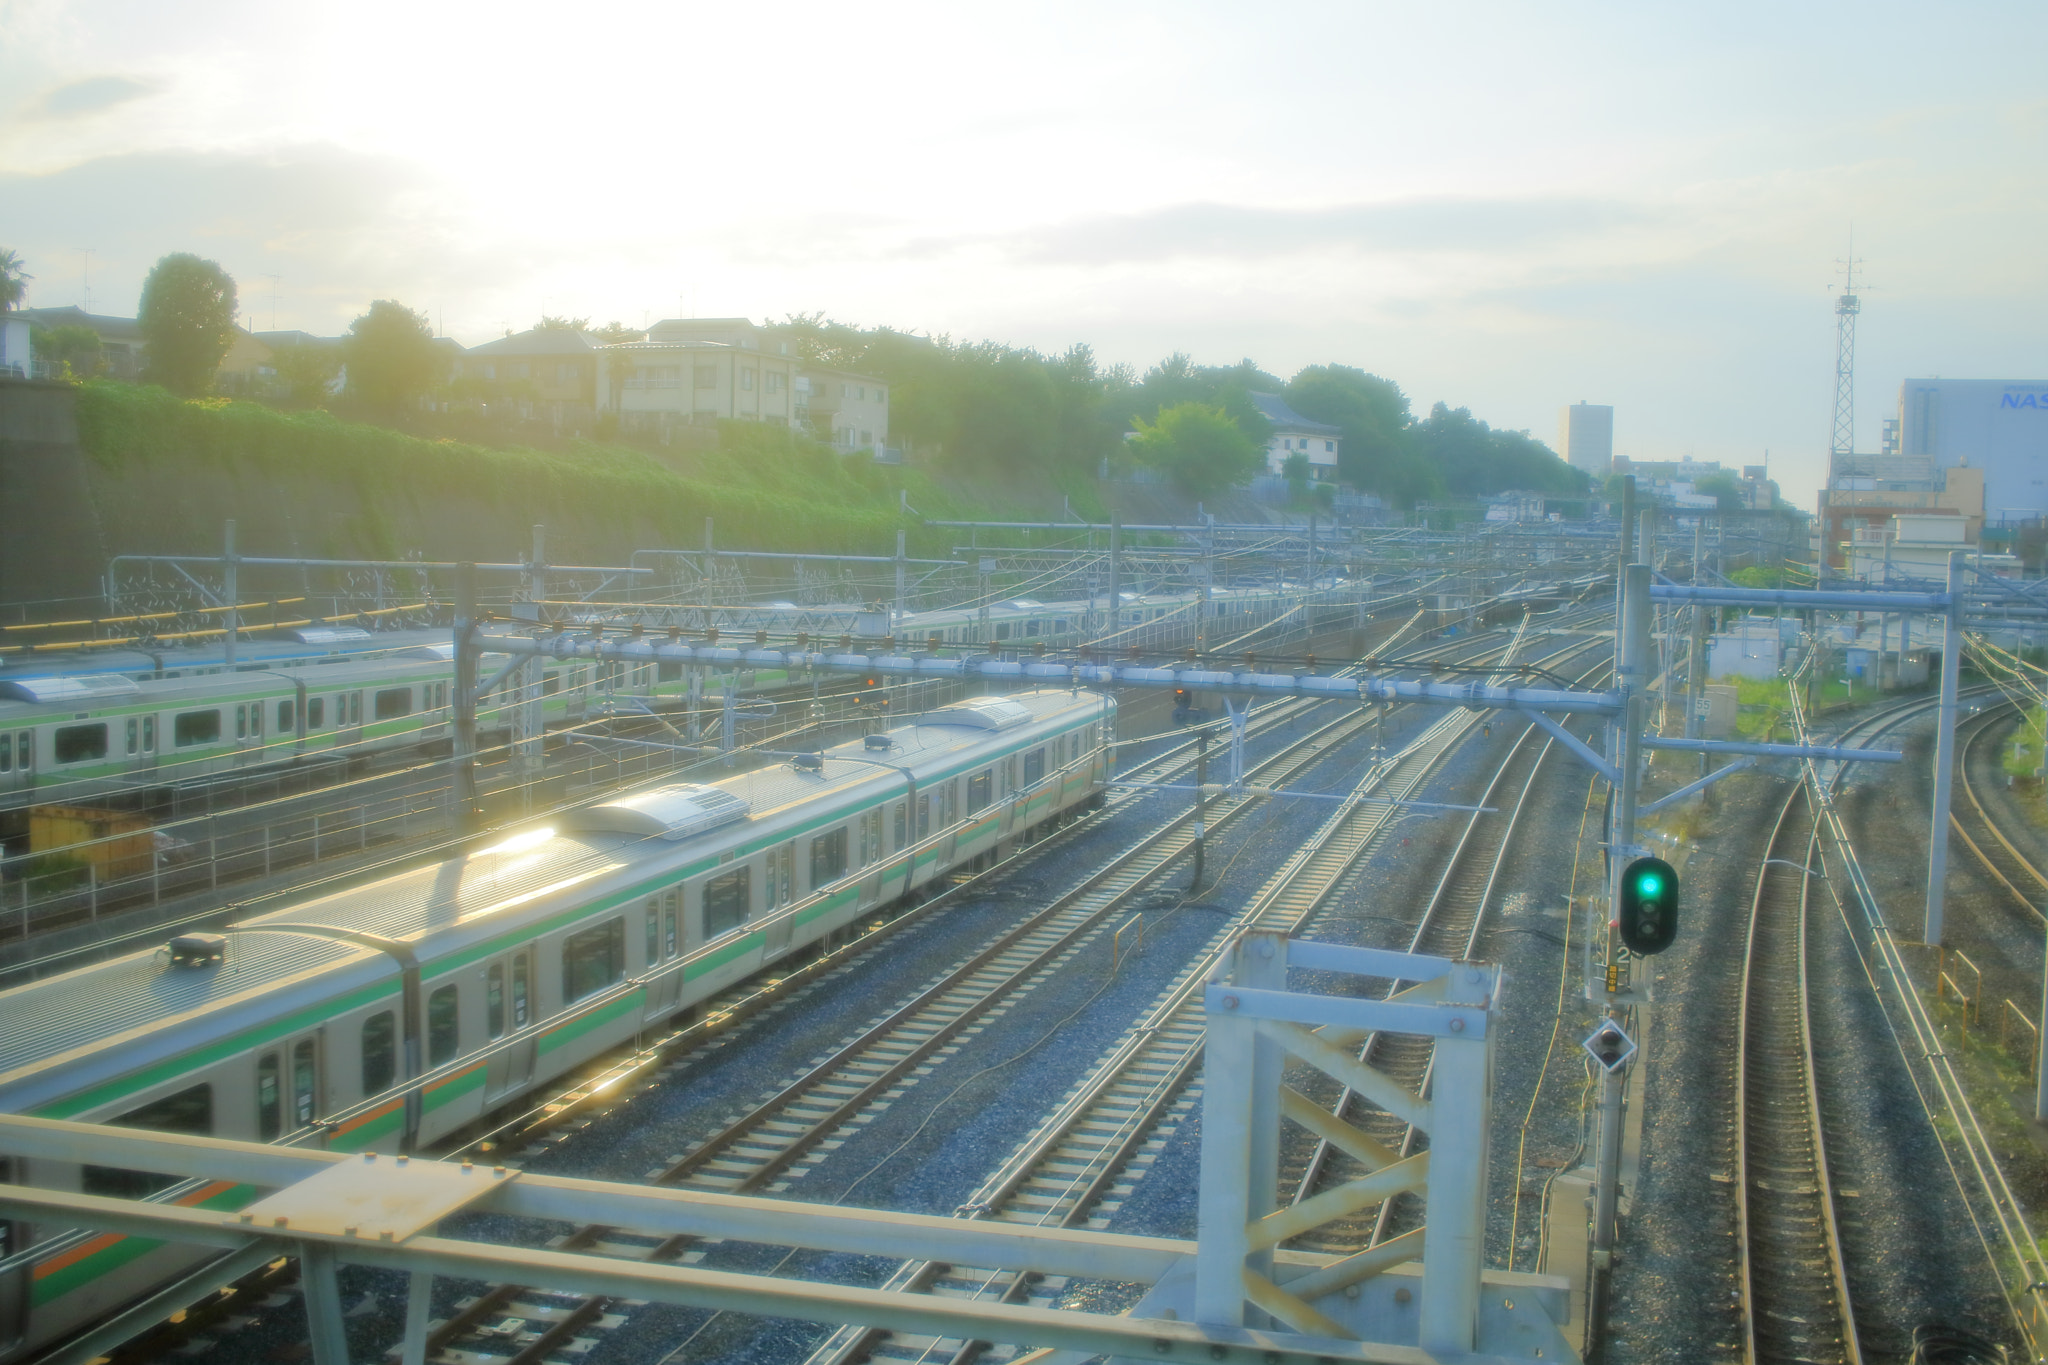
256;1032;324;1141
0;729;33;795
0;1156;21;1353
483;948;537;1097
335;690;363;748
232;699;265;765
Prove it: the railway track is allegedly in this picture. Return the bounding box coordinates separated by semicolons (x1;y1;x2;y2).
796;639;1612;1365
1278;675;1590;1254
1950;701;2048;924
1736;780;1860;1364
419;627;1594;1365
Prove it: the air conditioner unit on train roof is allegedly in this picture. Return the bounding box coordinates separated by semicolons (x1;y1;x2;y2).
565;783;750;840
923;696;1033;731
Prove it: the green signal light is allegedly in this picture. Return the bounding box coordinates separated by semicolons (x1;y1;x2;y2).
1636;873;1665;898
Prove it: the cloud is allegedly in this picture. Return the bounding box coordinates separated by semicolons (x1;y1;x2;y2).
924;196;1659;266
25;75;157;120
0;145;464;326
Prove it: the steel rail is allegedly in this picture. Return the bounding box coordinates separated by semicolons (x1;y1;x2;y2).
423;648;1490;1364
1949;701;2048;924
1280;659;1606;1253
794;633;1613;1365
1735;781;1862;1365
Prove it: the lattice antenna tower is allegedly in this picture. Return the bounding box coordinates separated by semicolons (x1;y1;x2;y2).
1830;252;1865;461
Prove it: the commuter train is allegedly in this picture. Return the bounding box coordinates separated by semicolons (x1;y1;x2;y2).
0;687;1114;1359
0;580;1336;814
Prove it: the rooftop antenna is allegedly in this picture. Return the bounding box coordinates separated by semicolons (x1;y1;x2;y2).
1830;241;1866;466
263;273;280;331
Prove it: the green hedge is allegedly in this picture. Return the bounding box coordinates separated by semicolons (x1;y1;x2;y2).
72;382;951;555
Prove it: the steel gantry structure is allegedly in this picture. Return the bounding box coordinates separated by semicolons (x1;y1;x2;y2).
0;943;1581;1365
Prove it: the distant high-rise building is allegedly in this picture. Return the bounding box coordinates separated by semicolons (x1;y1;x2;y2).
1559;402;1613;477
1896;379;2048;522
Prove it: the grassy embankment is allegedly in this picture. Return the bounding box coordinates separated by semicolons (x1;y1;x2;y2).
72;381;983;559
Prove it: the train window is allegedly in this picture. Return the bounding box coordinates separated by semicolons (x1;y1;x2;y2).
916;794;929;838
893;802;907;850
126;717;138;755
664;897;679;956
142;715;154;752
435;682;449;710
995;623;1011;640
293;1040;317;1124
374;688;412;720
54;723;108;764
512;952;531;1028
810;828;847;887
543;672;561;696
1023;748;1045;785
645;898;661;964
235;705;247;740
0;734;9;772
966;771;992;814
563;918;626;1003
703;867;751;938
764;846;792;911
361;1012;397;1094
83;1083;214;1198
348;692;361;725
427;985;460;1067
487;964;506;1039
1026;620;1040;637
279;699;294;731
257;1054;282;1141
308;697;325;728
174;710;222;747
858;809;883;866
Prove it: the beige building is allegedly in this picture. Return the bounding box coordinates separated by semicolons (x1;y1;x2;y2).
1844;509;2017;583
797;365;891;453
596;319;891;451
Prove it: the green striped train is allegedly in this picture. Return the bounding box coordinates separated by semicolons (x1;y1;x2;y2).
0;639;801;813
0;688;1113;1360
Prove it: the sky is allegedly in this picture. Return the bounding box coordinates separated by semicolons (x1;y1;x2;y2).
3;0;2045;505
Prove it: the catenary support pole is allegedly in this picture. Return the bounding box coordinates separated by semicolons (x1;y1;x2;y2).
1107;514;1122;636
453;562;480;834
1926;550;1964;944
894;529;907;629
1190;727;1209;892
223;519;238;670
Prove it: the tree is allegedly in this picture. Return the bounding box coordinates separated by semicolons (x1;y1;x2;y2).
1409;402;1586;500
267;339;341;407
343;300;448;415
36;324;102;379
1283;365;1436;504
1694;471;1745;510
590;321;642;344
1126;402;1263;499
1283;450;1311;503
138;252;238;396
534;315;590;333
0;249;30;311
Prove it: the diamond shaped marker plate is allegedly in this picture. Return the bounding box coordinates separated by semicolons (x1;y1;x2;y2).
1582;1022;1637;1074
231;1154;518;1243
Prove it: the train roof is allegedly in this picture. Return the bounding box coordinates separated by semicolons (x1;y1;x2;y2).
0;931;383;1114
0;643;507;720
0;690;1108;1112
0;626;459;684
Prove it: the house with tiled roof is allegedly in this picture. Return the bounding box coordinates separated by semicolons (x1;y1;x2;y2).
1249;391;1341;482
